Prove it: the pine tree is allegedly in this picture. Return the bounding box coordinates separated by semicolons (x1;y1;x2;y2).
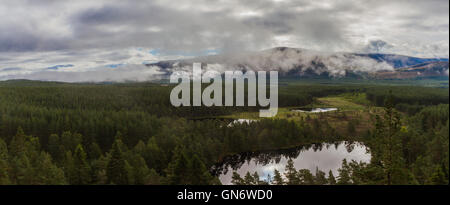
63;151;75;184
328;170;336;185
272;169;284;185
0;159;10;185
73;144;91;184
90;154;110;184
106;138;129;185
47;134;61;161
252;172;261;185
145;137;165;173
314;167;328;185
166;147;190;185
298;169;314;185
337;159;352;185
129;155;149;185
9;127;26;157
189;154;213;185
8;128;41;184
244;172;255;185
264;174;272;185
284;159;299;184
61;131;75;151
10;154;34;184
88;142;102;160
373;91;405;185
231;172;244;185
35;152;66;185
429;166;447;185
0;139;11;184
347;120;356;135
145;169;163;185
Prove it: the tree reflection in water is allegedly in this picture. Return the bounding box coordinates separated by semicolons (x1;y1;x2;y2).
211;141;370;185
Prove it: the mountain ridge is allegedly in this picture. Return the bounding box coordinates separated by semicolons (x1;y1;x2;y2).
146;47;449;79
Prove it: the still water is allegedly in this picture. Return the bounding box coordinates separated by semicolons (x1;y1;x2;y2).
212;141;370;185
227;119;258;127
291;108;338;113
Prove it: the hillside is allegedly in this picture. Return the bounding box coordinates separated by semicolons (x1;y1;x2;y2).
146;47;448;79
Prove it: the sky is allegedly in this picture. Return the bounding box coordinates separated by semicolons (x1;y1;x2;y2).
0;0;448;81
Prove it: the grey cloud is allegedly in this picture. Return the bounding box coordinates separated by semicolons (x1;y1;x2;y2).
0;0;448;81
46;64;74;70
363;40;394;53
76;6;129;25
1;67;22;71
2;64;164;82
0;0;372;53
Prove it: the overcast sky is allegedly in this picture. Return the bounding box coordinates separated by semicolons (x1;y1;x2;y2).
0;0;448;81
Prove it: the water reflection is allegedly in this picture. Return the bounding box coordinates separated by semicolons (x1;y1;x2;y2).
227;119;258;127
291;108;338;113
212;141;370;185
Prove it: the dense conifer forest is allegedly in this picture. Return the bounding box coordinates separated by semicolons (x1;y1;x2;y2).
0;80;448;185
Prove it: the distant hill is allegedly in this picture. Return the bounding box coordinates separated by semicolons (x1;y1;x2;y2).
374;61;449;79
146;47;448;79
355;53;448;68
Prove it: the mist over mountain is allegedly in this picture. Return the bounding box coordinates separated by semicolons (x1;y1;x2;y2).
374;61;449;79
147;47;449;79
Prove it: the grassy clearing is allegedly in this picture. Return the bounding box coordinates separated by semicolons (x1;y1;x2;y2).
336;93;372;106
314;96;366;111
222;95;384;136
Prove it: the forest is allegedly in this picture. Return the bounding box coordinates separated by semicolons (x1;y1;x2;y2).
0;79;448;185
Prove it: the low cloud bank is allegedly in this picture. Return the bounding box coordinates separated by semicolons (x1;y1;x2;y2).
162;48;395;77
1;64;164;83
